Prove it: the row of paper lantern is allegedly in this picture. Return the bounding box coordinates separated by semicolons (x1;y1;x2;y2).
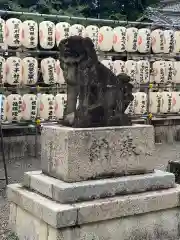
102;59;180;84
1;92;180;122
126;91;180;115
1;18;180;53
0;93;67;122
1;56;180;85
0;56;65;85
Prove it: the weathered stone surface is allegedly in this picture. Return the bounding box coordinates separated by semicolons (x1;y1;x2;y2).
9;203;17;233
24;171;53;199
48;226;73;240
23;170;175;203
23;171;41;188
16;205;48;240
7;183;180;227
7;184;77;228
49;207;180;240
9;204;180;240
74;185;180;224
41;124;155;182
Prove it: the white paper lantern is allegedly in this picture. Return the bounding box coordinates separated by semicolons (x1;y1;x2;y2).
21;20;38;48
163;30;174;53
125;27;138;52
55;22;70;47
113;60;125;76
171;92;180;113
22;57;38;85
22;94;37;120
56;60;65;84
98;26;113;52
0;95;7;122
39;94;55;120
173;31;180;53
133;92;147;115
101;60;114;72
36;93;42;117
55;93;67;119
151;29;164;53
6;57;22;85
6;94;22;122
136;60;150;84
84;25;99;50
164;61;173;84
137;28;151;53
152;61;166;84
149;92;161;114
39;21;55;49
125;60;137;85
69;24;85;37
5;18;22;47
0;57;6;84
172;61;180;83
41;57;57;84
160;91;173;113
0;18;6;46
113;27;126;53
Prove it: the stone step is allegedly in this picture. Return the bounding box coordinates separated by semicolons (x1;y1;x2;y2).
7;184;77;229
7;183;180;229
23;170;175;203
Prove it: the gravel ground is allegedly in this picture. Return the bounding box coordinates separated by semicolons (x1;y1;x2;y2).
1;143;180;239
0;157;41;240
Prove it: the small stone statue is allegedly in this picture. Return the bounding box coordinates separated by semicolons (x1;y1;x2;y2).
59;36;134;128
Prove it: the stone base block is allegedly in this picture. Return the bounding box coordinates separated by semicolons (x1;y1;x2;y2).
41;124;155;182
23;170;175;203
7;184;77;228
9;202;180;240
9;203;48;240
8;183;180;228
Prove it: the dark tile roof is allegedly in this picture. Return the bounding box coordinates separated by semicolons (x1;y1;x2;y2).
139;1;180;25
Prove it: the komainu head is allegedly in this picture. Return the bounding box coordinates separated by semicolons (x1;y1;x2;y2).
59;36;98;64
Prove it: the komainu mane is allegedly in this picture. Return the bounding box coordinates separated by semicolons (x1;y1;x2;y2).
59;35;134;128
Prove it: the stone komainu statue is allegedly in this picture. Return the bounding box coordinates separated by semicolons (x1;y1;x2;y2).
59;35;134;128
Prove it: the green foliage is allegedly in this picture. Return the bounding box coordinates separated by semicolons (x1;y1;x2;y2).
69;0;160;21
8;232;19;240
0;0;160;21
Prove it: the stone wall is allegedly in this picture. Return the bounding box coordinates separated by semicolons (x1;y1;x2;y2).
0;135;41;161
155;125;180;143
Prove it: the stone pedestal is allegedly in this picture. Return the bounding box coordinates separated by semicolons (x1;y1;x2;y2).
41;125;155;182
7;124;180;240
